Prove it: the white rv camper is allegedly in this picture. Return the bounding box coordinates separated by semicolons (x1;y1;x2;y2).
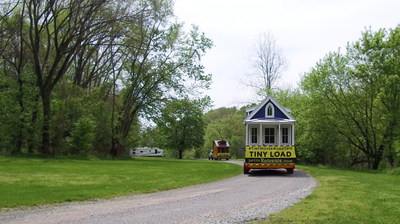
129;147;164;157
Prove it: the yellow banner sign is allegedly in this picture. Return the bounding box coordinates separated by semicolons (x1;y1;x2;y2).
245;146;296;158
217;153;230;157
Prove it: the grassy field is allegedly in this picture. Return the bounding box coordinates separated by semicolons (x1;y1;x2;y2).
0;156;241;208
264;165;400;224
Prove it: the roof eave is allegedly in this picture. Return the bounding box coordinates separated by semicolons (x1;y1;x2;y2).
244;119;297;124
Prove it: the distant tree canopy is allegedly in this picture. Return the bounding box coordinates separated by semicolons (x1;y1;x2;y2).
0;0;212;157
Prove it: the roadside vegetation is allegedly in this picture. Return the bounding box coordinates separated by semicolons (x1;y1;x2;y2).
0;157;241;208
264;165;400;224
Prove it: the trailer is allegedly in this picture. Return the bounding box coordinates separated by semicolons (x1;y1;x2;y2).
243;95;296;174
209;140;231;160
244;146;296;174
129;147;163;157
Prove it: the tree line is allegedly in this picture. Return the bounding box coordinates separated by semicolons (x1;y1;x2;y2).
1;0;398;170
0;0;212;157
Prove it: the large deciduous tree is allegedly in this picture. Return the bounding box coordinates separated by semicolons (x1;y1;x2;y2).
245;32;286;96
1;0;124;155
301;27;400;169
30;0;124;155
111;0;212;157
156;98;206;159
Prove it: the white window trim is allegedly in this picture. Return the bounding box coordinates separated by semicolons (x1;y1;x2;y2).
281;126;291;145
263;126;276;145
250;127;258;145
265;102;274;118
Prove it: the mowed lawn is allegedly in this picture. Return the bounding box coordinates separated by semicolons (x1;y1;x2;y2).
265;165;400;224
0;157;241;208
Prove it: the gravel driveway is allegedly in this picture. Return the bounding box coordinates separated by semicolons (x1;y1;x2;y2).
0;161;317;224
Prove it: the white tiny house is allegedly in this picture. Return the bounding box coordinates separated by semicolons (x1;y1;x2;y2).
243;94;297;174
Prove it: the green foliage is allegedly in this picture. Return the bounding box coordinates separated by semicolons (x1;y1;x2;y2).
299;26;400;169
156;98;206;159
48;84;114;156
203;107;237;124
68;116;95;154
266;165;400;223
138;127;161;148
384;167;400;175
0;0;212;157
0;157;241;208
0;61;39;155
0;74;17;154
108;0;212;156
202;107;246;159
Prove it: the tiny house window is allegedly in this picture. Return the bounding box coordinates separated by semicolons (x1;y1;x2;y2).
267;106;272;116
265;128;275;144
282;127;289;144
265;103;274;118
251;128;258;144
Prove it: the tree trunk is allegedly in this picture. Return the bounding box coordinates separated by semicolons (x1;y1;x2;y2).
110;136;123;158
110;119;132;158
179;150;183;159
372;145;384;170
372;156;381;170
41;92;52;155
110;101;140;157
14;75;25;155
372;123;396;169
13;0;26;155
27;93;39;154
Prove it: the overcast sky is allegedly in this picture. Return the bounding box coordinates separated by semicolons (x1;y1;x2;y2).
174;0;400;109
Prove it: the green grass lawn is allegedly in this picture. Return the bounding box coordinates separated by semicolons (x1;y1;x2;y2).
0;156;241;208
264;165;400;224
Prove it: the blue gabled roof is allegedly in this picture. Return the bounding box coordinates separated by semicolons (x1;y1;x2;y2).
251;100;288;120
244;95;296;123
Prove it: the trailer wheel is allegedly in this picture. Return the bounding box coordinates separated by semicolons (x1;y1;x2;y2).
287;168;294;174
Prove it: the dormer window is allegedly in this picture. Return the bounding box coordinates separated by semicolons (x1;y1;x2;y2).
267;106;273;116
265;102;274;118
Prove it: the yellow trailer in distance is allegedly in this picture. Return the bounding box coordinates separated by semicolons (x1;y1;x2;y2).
210;140;231;160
